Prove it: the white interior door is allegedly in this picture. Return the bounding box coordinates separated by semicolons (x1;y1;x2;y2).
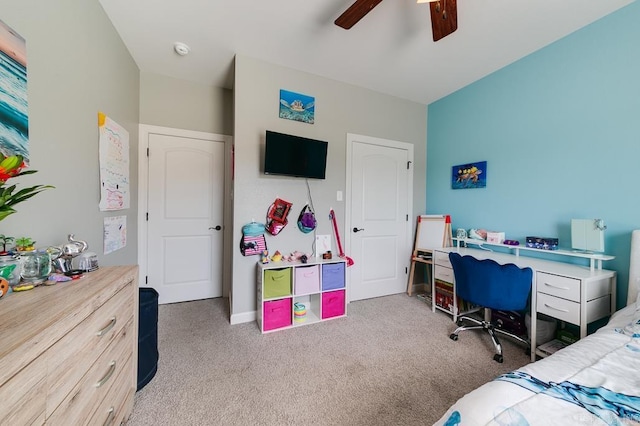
147;132;224;304
348;135;413;301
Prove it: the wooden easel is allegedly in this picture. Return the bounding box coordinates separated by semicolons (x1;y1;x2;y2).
407;214;453;296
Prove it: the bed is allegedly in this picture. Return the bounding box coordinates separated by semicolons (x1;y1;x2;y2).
435;232;640;426
435;303;640;425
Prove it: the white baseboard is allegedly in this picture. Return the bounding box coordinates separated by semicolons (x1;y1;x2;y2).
230;310;256;325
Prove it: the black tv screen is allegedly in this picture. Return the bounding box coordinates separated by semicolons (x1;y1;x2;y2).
264;131;328;179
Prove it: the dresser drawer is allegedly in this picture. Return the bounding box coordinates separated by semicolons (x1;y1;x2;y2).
537;272;580;302
434;251;452;268
47;318;134;425
434;265;454;283
87;352;134;426
0;352;47;425
537;292;580;324
46;280;134;414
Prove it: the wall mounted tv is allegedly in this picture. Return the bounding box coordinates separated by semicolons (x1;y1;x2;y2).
264;130;328;179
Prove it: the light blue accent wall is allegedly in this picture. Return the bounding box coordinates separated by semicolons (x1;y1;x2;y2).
426;2;640;308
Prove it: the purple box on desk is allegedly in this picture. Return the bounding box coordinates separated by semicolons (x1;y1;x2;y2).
526;236;558;251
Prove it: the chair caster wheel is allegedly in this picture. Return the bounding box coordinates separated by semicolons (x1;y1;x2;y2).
493;354;503;363
456;319;463;326
450;333;458;341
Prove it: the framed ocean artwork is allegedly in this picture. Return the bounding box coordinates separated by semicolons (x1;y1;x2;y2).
0;19;28;161
452;161;487;189
279;89;315;124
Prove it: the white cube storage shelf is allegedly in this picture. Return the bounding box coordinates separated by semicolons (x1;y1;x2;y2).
257;259;347;333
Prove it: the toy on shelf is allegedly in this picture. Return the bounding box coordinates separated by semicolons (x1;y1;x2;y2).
282;251;311;263
294;302;307;323
271;250;283;262
468;229;487;240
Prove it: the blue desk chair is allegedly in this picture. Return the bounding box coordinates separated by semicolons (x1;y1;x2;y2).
448;252;533;363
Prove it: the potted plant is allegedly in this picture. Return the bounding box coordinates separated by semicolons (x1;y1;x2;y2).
0;234;14;254
15;236;35;252
0;154;54;221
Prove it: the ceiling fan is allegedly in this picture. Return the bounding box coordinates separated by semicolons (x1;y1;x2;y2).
334;0;458;42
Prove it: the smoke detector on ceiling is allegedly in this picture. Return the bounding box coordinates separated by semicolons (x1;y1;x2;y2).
173;42;190;56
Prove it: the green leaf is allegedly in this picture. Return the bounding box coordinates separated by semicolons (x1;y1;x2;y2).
0;208;16;221
5;186;53;207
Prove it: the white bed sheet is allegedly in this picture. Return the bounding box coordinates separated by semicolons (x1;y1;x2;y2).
434;304;640;425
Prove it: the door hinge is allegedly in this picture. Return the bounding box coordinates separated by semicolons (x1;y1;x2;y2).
147;147;149;157
146;212;148;221
145;276;148;284
407;161;412;169
406;214;409;221
405;267;408;274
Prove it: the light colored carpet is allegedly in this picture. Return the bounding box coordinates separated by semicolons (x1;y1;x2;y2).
126;294;530;426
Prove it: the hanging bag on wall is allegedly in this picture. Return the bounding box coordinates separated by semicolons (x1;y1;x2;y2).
240;222;267;256
266;198;293;236
297;204;317;234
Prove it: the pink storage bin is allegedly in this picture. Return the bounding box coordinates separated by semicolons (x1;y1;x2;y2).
295;265;320;295
263;298;292;331
322;290;345;319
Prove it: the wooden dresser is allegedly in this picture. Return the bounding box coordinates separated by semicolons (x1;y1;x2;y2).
0;265;139;425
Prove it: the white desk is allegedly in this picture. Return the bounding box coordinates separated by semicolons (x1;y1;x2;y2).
432;247;617;362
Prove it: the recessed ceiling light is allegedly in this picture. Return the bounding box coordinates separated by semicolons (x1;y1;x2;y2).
173;42;190;56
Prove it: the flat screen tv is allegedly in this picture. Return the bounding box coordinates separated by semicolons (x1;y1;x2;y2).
264;130;328;179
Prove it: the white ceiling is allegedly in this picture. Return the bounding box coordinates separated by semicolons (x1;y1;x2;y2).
98;0;634;105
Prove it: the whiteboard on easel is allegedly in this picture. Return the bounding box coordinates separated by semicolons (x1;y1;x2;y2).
414;215;450;250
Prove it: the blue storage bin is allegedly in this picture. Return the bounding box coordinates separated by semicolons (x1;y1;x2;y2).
322;262;345;290
138;288;159;391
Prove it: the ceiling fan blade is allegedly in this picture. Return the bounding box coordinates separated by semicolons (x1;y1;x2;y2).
335;0;384;29
430;0;458;41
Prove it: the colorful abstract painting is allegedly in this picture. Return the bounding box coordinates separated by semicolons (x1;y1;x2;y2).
0;19;28;162
279;89;315;124
452;161;487;189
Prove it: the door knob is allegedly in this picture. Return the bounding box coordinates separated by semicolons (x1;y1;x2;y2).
209;225;222;231
353;227;364;233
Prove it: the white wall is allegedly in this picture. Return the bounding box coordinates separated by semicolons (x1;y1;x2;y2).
231;55;427;322
140;72;233;135
0;0;139;266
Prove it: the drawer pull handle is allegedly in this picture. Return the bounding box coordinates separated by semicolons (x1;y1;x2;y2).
97;316;117;336
96;361;116;388
103;407;115;426
544;282;570;291
544;303;569;313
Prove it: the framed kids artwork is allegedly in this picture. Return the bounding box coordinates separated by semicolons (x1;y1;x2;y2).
452;161;487;189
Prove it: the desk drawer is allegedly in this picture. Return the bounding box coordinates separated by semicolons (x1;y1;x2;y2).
434;251;452;268
434;265;454;283
537;292;580;324
537;272;580;302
